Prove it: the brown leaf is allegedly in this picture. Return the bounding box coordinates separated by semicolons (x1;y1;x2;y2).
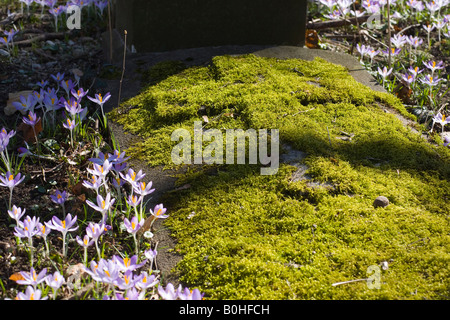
305;29;320;49
9;272;24;282
17;118;43;143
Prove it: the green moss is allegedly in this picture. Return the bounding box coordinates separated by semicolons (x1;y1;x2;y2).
108;54;450;299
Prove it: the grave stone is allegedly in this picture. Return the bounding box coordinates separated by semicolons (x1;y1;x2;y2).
112;0;308;53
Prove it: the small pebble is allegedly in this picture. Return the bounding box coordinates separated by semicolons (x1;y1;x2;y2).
373;196;389;208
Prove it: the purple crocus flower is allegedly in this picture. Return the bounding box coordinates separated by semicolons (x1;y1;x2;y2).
50;190;67;205
82;174;103;195
123;216;144;234
8;205;26;226
16;286;48;300
119;168;145;188
95;0;108;15
45;271;65;292
408;66;423;77
71;87;89;101
12;94;38;114
432;112;450;128
45;213;78;256
135;271;159;291
178;287;204;300
126;194;142;208
86;159;113;180
133;180;155;197
443;136;450;147
60;79;75;97
401;73;416;85
115;270;140;291
35;80;48;89
0;171;25;190
76;234;94;248
87;92;111;107
16;267;48;288
150;203;169;219
419;74;443;87
158;283;179;300
85;192;115;220
115;287;141;300
14;215;40;240
51;72;64;83
94;258;121;285
423;60;444;73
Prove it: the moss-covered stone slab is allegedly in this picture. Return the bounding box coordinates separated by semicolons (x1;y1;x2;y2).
108;54;450;299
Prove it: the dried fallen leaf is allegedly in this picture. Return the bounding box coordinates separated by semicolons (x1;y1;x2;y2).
17;118;43;143
305;29;320;49
5;90;34;116
9;272;24;282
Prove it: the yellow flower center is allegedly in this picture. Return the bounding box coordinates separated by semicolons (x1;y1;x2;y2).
101;200;106;209
62;220;66;229
131;172;136;181
8;175;13;181
99;94;102;102
124;258;130;266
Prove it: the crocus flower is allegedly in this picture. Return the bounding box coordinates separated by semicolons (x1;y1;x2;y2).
16;267;48;289
16;286;48;300
408;66;423;77
126;194;142;208
150;204;169;219
45;271;65;300
115;287;141;300
51;72;64;83
116;270;143;291
423;60;445;74
0;171;25;210
123;216;144;234
407;36;423;49
36;222;51;257
63;118;77;147
381;47;401;57
71;87;89;101
444;136;450;147
420;74;443;87
135;272;159;291
82;174;103;195
86;192;115;220
94;258;121;285
50;190;68;217
356;43;367;61
401;73;416;85
22;111;41;127
12;94;37;114
8;205;26;226
432;112;450;128
158;283;178;300
76;234;94;265
45;213;78;257
63;97;85;119
60;79;75;97
63;118;77;131
120;168;145;188
86;159;113;181
85;222;105;258
87;92;111;124
144;248;157;272
133;180;155;197
390;34;407;48
88;151;118;166
14;215;39;240
95;0;108;16
177;287;204;300
36;79;48;89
